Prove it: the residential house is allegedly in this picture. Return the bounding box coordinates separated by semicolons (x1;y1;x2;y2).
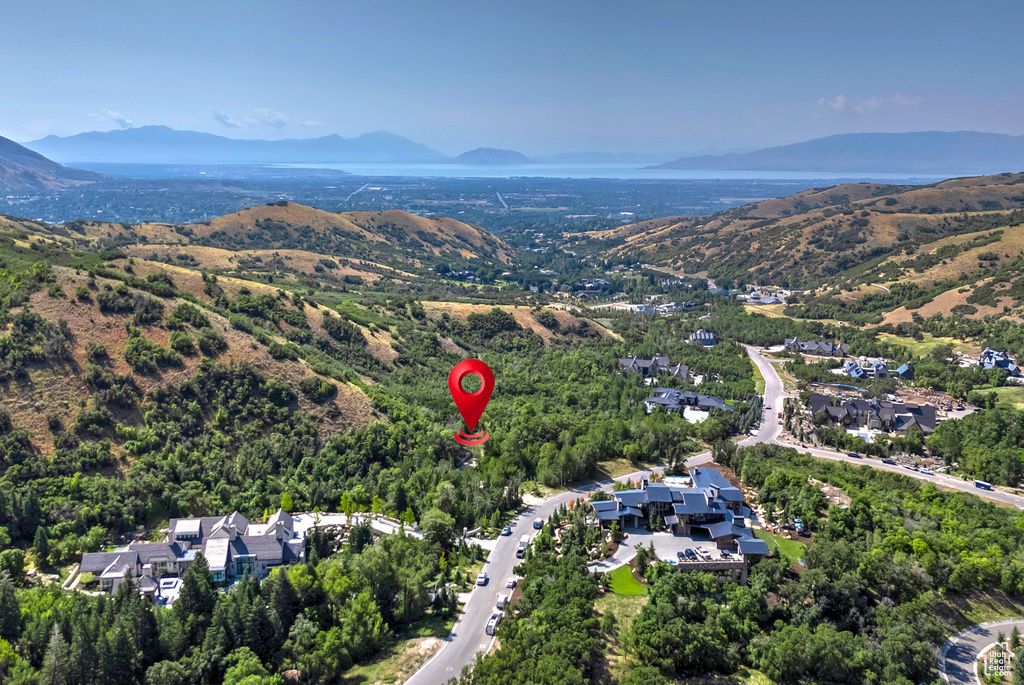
619;356;689;383
896;363;914;380
809;393;937;435
979;348;1021;376
689;329;716;347
80;509;305;595
842;359;890;379
643;388;733;415
593;468;769;563
784;338;850;357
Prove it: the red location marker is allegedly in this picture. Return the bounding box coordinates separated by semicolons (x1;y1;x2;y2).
448;359;495;445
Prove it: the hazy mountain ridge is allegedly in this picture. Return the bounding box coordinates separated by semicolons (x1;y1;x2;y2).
454;147;533;165
655;131;1024;174
27;126;448;164
0;134;105;191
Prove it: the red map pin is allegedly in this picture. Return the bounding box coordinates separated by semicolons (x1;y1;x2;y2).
448;359;494;445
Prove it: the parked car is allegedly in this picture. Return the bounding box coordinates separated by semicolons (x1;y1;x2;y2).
506;577;517;589
676;551;686;561
847;452;862;459
720;549;733;559
485;611;503;635
476;572;488;586
903;465;918;472
696;547;712;560
496;594;508;609
533;518;544;529
684;548;698;560
882;458;896;465
920;468;934;475
500;526;512;536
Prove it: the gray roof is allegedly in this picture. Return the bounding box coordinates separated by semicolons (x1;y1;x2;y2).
737;538;770;555
706;521;739;539
644;482;674;503
615;489;649;508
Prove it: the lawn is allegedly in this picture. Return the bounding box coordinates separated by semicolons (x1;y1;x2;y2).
990;386;1024;410
755;529;807;564
877;331;980;356
607;564;648;596
751;358;766;394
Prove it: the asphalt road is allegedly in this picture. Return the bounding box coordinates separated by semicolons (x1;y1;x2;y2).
941;619;1024;684
408;347;1024;684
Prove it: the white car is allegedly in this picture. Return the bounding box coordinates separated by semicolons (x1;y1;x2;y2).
476;572;488;586
920;468;935;475
696;546;713;560
485;611;503;636
496;593;508;609
505;577;517;589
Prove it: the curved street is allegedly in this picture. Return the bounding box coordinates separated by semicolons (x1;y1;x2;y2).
408;347;1024;684
941;619;1024;684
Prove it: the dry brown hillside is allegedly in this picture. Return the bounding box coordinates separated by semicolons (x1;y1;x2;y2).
41;202;515;271
579;172;1024;289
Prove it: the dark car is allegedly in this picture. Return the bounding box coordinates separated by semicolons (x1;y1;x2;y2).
500;526;512;536
684;548;698;560
676;551;686;561
847;452;862;459
882;458;896;465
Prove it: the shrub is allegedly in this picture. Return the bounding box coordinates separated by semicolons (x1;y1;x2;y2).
298;376;337;403
196;327;227;356
124;335;182;373
169;330;195;355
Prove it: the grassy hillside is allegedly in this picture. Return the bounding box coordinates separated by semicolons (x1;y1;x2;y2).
5;201;517;273
582;172;1024;291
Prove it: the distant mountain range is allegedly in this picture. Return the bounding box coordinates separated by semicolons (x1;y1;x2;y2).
653;131;1024;174
0;134;105;191
27;126;448;165
454;148;533;165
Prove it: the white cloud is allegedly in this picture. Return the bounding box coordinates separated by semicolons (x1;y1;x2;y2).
212;108;242;128
210;107;324;130
816;92;923;118
88;108;133;129
252;107;323;129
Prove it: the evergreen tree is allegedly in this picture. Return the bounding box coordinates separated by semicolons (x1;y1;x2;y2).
0;573;20;641
32;526;49;566
175;555;217;646
41;625;69;685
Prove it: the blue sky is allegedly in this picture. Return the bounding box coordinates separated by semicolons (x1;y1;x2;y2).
3;0;1022;155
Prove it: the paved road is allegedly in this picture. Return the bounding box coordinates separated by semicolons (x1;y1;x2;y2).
409;347;1024;684
941;619;1024;684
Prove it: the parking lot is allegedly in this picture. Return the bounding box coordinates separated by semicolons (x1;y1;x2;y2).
629;530;739;565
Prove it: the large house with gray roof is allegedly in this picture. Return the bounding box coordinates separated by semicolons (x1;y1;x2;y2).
80;509;304;594
618;355;688;382
592;467;769;560
785;338;850;357
643;388;733;415
809;393;937;435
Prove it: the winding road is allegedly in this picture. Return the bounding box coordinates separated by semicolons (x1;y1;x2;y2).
408;347;1024;684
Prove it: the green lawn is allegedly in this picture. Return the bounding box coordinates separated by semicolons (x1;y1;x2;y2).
990;386;1024;410
877;331;979;357
755;529;807;564
607;564;648;596
751;358;766;394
